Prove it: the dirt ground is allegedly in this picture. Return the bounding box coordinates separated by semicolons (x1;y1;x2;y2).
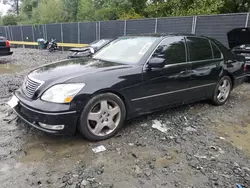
0;48;250;188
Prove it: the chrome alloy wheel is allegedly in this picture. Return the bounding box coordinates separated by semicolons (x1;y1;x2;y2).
87;100;121;136
217;79;231;103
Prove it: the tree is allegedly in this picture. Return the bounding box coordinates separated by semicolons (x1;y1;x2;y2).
220;0;250;13
62;0;79;22
3;0;21;15
129;0;147;14
20;0;39;18
33;0;65;24
145;0;225;17
77;0;143;21
2;14;18;25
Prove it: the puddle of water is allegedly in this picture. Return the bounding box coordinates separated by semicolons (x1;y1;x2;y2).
0;63;25;74
215;116;250;156
132;148;179;168
20;135;89;163
155;150;178;168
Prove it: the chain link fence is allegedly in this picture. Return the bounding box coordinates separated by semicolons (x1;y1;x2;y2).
0;13;249;48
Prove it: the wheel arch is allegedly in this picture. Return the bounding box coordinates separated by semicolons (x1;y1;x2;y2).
91;89;133;118
223;72;235;89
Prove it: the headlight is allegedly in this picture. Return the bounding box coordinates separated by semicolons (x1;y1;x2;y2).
41;83;85;103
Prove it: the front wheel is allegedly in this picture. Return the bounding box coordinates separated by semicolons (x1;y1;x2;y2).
211;76;232;106
78;93;126;141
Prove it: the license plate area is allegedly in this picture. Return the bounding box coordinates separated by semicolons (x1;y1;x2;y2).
7;95;19;108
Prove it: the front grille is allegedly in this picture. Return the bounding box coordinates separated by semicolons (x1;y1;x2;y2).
23;76;44;98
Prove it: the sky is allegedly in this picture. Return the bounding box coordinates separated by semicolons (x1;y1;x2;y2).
0;0;10;16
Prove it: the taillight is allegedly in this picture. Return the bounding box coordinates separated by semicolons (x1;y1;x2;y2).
244;64;247;72
5;40;10;47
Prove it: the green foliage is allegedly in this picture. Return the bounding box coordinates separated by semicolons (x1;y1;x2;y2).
220;0;250;13
20;0;39;18
33;0;65;24
0;0;249;25
1;14;18;25
62;0;79;22
145;0;225;17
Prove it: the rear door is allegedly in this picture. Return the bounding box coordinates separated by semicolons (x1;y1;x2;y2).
186;37;223;100
136;36;193;111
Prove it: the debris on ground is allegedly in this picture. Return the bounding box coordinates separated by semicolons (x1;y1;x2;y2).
92;145;106;153
152;120;169;133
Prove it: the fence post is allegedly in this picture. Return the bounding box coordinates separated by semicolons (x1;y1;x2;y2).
45;24;48;40
61;23;64;51
42;24;45;39
191;16;197;34
78;22;80;44
4;26;7;39
99;21;101;40
6;27;10;40
124;20;127;36
32;25;35;49
95;22;98;40
10;26;14;42
20;25;25;48
245;13;249;27
154;18;158;33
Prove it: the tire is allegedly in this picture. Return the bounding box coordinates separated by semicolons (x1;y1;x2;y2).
49;48;54;52
78;93;126;141
211;75;232;106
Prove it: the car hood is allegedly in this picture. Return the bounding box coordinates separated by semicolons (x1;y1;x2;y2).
228;28;250;49
29;58;129;83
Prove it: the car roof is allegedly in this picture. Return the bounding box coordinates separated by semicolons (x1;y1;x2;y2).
124;33;208;38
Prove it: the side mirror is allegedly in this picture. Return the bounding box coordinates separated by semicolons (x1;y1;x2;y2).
148;57;165;69
89;47;95;54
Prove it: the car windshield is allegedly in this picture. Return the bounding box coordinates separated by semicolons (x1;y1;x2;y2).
90;39;111;48
93;36;158;64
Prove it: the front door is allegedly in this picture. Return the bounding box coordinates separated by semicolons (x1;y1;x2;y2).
134;36;193;112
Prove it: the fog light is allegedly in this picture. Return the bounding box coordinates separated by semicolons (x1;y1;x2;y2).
38;123;65;130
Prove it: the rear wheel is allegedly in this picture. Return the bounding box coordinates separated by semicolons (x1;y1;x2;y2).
211;76;232;105
78;93;126;141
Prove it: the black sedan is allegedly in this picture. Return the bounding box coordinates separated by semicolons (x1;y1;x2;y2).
8;34;246;141
228;28;250;76
0;36;13;56
68;38;113;59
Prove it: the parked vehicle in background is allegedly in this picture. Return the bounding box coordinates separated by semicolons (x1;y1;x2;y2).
0;36;13;56
8;34;246;141
68;39;113;59
47;39;58;52
228;28;250;76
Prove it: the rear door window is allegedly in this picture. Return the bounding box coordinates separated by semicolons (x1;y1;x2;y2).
186;37;213;61
152;36;186;64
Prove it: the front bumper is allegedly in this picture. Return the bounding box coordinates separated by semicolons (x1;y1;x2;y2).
12;94;79;135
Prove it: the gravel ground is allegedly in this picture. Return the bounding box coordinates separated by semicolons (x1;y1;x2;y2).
0;48;250;188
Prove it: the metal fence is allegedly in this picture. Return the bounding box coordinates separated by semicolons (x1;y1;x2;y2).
0;12;249;48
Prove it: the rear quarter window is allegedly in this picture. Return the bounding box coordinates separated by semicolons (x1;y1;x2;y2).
211;42;222;59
